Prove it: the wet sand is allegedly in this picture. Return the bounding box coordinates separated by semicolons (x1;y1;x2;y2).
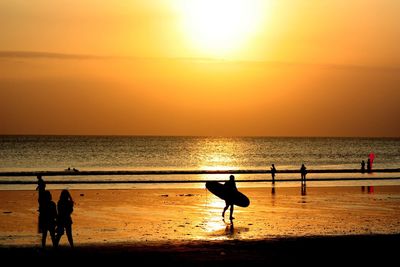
1;186;400;265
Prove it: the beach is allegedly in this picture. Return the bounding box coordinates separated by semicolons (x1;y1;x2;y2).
2;0;400;264
1;186;400;264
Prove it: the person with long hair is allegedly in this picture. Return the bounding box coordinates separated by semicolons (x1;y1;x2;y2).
39;190;57;249
55;189;74;248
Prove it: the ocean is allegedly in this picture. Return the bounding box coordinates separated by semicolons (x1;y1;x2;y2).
1;136;399;189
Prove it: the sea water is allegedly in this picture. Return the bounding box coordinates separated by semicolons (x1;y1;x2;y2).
0;136;399;189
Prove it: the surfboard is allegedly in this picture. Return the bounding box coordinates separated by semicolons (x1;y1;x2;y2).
206;181;250;207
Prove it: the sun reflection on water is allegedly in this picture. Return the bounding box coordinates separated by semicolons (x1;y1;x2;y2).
197;145;240;182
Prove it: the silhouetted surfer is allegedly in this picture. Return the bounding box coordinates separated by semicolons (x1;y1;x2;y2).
206;175;249;223
222;175;237;222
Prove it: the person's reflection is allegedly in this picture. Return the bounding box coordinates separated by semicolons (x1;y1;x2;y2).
271;185;276;206
367;186;374;194
225;223;234;236
362;186;374;194
301;183;307;196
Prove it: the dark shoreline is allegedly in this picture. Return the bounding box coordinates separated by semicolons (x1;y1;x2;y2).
1;234;399;266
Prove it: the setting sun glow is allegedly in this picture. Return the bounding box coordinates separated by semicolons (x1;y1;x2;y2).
178;0;266;57
1;1;399;137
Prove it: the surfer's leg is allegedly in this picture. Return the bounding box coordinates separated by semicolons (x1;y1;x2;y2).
222;203;229;218
229;205;235;221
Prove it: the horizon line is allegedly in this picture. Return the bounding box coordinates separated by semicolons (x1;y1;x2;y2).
0;133;399;139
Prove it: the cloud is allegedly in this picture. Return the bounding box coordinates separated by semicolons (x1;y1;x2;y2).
0;51;105;60
0;50;399;72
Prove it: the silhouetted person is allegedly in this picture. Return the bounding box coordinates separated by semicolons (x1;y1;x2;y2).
222;175;237;223
36;175;46;233
39;190;57;249
300;164;307;183
361;160;366;173
55;189;74;248
36;175;46;203
367;158;371;173
271;164;277;184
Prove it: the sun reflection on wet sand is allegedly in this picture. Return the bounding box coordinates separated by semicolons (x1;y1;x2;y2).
201;197;226;233
1;186;400;245
199;191;253;240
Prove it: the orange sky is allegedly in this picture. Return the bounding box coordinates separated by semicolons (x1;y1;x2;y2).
0;0;399;137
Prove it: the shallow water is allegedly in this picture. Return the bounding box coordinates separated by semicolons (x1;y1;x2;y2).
1;136;399;190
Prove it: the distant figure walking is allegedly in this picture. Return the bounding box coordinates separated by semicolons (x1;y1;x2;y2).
222;175;238;222
271;164;277;184
361;160;366;173
367;158;371;173
55;189;74;248
300;164;307;183
39;190;57;249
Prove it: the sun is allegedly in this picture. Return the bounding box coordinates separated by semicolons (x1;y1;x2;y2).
177;0;266;58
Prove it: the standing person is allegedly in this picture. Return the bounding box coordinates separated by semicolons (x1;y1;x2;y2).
367;158;371;173
300;164;307;182
361;160;366;173
55;189;74;248
39;190;57;249
36;175;46;192
271;164;277;184
36;175;46;203
222;175;238;223
36;175;46;233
